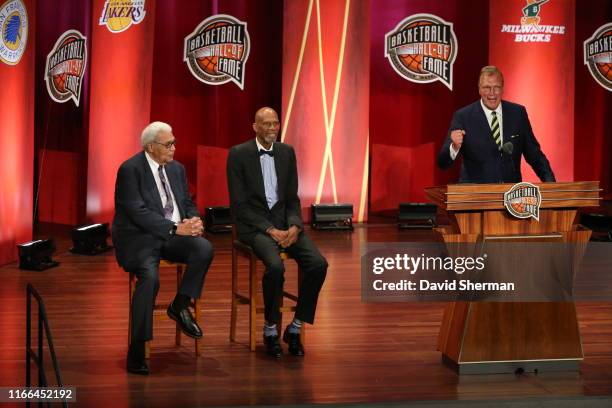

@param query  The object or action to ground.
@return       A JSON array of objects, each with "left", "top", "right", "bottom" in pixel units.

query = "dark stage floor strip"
[{"left": 0, "top": 225, "right": 611, "bottom": 407}]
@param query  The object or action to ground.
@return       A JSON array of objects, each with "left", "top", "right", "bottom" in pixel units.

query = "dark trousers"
[
  {"left": 247, "top": 232, "right": 327, "bottom": 325},
  {"left": 130, "top": 235, "right": 214, "bottom": 342}
]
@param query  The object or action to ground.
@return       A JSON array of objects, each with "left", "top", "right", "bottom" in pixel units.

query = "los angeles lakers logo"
[
  {"left": 99, "top": 0, "right": 146, "bottom": 34},
  {"left": 504, "top": 182, "right": 541, "bottom": 221},
  {"left": 0, "top": 0, "right": 28, "bottom": 65},
  {"left": 44, "top": 30, "right": 87, "bottom": 107},
  {"left": 184, "top": 14, "right": 250, "bottom": 90},
  {"left": 385, "top": 14, "right": 457, "bottom": 90},
  {"left": 583, "top": 23, "right": 612, "bottom": 92}
]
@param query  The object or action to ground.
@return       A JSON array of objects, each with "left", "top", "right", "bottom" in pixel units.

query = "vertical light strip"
[
  {"left": 281, "top": 0, "right": 314, "bottom": 142},
  {"left": 314, "top": 0, "right": 350, "bottom": 203},
  {"left": 358, "top": 134, "right": 369, "bottom": 222}
]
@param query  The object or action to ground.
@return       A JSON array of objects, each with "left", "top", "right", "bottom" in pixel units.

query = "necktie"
[
  {"left": 259, "top": 150, "right": 274, "bottom": 157},
  {"left": 158, "top": 166, "right": 174, "bottom": 220},
  {"left": 491, "top": 111, "right": 501, "bottom": 150}
]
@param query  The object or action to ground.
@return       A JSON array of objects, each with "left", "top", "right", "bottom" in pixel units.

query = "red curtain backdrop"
[
  {"left": 86, "top": 0, "right": 157, "bottom": 223},
  {"left": 369, "top": 0, "right": 489, "bottom": 210},
  {"left": 0, "top": 0, "right": 36, "bottom": 264},
  {"left": 150, "top": 0, "right": 283, "bottom": 193},
  {"left": 34, "top": 0, "right": 91, "bottom": 225},
  {"left": 282, "top": 0, "right": 371, "bottom": 221},
  {"left": 574, "top": 0, "right": 612, "bottom": 198},
  {"left": 489, "top": 0, "right": 575, "bottom": 183}
]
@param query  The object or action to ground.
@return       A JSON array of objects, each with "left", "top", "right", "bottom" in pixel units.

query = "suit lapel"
[
  {"left": 501, "top": 101, "right": 510, "bottom": 145},
  {"left": 248, "top": 140, "right": 268, "bottom": 203},
  {"left": 273, "top": 143, "right": 286, "bottom": 199},
  {"left": 139, "top": 152, "right": 164, "bottom": 214}
]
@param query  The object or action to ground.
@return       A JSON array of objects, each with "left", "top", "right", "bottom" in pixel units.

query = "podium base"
[{"left": 442, "top": 355, "right": 581, "bottom": 375}]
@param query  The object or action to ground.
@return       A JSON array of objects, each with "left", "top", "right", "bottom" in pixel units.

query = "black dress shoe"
[
  {"left": 167, "top": 303, "right": 202, "bottom": 339},
  {"left": 283, "top": 327, "right": 305, "bottom": 356},
  {"left": 126, "top": 350, "right": 149, "bottom": 375},
  {"left": 263, "top": 335, "right": 283, "bottom": 359}
]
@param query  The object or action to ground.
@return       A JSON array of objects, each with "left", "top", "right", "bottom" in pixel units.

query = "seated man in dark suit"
[
  {"left": 437, "top": 65, "right": 556, "bottom": 183},
  {"left": 112, "top": 121, "right": 214, "bottom": 375},
  {"left": 226, "top": 107, "right": 328, "bottom": 358}
]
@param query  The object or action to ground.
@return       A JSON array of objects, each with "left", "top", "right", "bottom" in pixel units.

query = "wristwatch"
[{"left": 169, "top": 223, "right": 178, "bottom": 236}]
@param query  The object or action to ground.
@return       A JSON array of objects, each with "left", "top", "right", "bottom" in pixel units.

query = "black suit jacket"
[
  {"left": 437, "top": 100, "right": 556, "bottom": 183},
  {"left": 112, "top": 151, "right": 199, "bottom": 270},
  {"left": 226, "top": 139, "right": 303, "bottom": 243}
]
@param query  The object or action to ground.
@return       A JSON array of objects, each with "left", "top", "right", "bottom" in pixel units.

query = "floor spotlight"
[
  {"left": 18, "top": 239, "right": 60, "bottom": 271},
  {"left": 70, "top": 223, "right": 113, "bottom": 255}
]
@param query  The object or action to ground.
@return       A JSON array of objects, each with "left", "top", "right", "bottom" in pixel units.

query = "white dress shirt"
[{"left": 144, "top": 152, "right": 181, "bottom": 223}]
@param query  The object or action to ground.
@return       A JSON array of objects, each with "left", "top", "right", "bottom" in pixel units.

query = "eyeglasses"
[
  {"left": 480, "top": 85, "right": 503, "bottom": 94},
  {"left": 152, "top": 139, "right": 176, "bottom": 149}
]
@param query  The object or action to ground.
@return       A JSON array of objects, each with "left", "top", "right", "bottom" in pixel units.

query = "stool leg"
[
  {"left": 128, "top": 274, "right": 134, "bottom": 347},
  {"left": 298, "top": 266, "right": 305, "bottom": 344},
  {"left": 249, "top": 254, "right": 257, "bottom": 352},
  {"left": 145, "top": 342, "right": 150, "bottom": 359},
  {"left": 175, "top": 265, "right": 182, "bottom": 347},
  {"left": 230, "top": 247, "right": 238, "bottom": 342},
  {"left": 194, "top": 298, "right": 202, "bottom": 356}
]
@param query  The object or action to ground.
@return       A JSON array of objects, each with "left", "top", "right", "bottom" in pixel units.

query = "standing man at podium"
[{"left": 437, "top": 65, "right": 556, "bottom": 183}]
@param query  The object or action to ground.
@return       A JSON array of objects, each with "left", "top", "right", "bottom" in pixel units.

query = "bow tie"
[{"left": 259, "top": 150, "right": 274, "bottom": 157}]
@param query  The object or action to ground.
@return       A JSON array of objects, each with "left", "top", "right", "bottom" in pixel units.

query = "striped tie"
[
  {"left": 158, "top": 166, "right": 174, "bottom": 220},
  {"left": 490, "top": 111, "right": 501, "bottom": 150}
]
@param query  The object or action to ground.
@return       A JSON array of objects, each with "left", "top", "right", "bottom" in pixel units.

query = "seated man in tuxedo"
[
  {"left": 437, "top": 65, "right": 556, "bottom": 183},
  {"left": 112, "top": 121, "right": 214, "bottom": 375},
  {"left": 226, "top": 107, "right": 328, "bottom": 358}
]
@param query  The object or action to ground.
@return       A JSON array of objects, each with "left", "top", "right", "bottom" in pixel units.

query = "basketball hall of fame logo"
[
  {"left": 0, "top": 0, "right": 27, "bottom": 65},
  {"left": 504, "top": 182, "right": 541, "bottom": 221},
  {"left": 184, "top": 14, "right": 250, "bottom": 90},
  {"left": 584, "top": 23, "right": 612, "bottom": 92},
  {"left": 385, "top": 14, "right": 457, "bottom": 90},
  {"left": 44, "top": 30, "right": 87, "bottom": 107},
  {"left": 99, "top": 0, "right": 146, "bottom": 34}
]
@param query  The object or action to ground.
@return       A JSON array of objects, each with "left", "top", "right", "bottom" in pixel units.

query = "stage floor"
[{"left": 1, "top": 225, "right": 611, "bottom": 407}]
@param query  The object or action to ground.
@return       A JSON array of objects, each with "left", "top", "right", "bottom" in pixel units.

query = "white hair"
[{"left": 141, "top": 121, "right": 172, "bottom": 148}]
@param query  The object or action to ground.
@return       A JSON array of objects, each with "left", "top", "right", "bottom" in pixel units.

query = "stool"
[
  {"left": 128, "top": 260, "right": 202, "bottom": 357},
  {"left": 230, "top": 232, "right": 305, "bottom": 351}
]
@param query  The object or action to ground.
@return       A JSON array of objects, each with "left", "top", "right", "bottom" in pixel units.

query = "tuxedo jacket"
[
  {"left": 112, "top": 151, "right": 199, "bottom": 271},
  {"left": 226, "top": 139, "right": 303, "bottom": 243},
  {"left": 437, "top": 100, "right": 556, "bottom": 183}
]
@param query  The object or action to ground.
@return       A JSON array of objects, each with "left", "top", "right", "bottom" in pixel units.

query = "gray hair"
[{"left": 141, "top": 121, "right": 172, "bottom": 148}]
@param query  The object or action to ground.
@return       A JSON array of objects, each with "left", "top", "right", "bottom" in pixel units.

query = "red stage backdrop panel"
[
  {"left": 86, "top": 0, "right": 156, "bottom": 223},
  {"left": 574, "top": 0, "right": 612, "bottom": 198},
  {"left": 37, "top": 150, "right": 78, "bottom": 225},
  {"left": 0, "top": 0, "right": 35, "bottom": 265},
  {"left": 369, "top": 0, "right": 489, "bottom": 202},
  {"left": 282, "top": 0, "right": 371, "bottom": 221},
  {"left": 370, "top": 143, "right": 434, "bottom": 212},
  {"left": 489, "top": 0, "right": 575, "bottom": 182},
  {"left": 196, "top": 146, "right": 229, "bottom": 211}
]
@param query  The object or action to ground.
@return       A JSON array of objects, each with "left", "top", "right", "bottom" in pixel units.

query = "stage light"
[
  {"left": 204, "top": 206, "right": 232, "bottom": 233},
  {"left": 70, "top": 223, "right": 112, "bottom": 255},
  {"left": 17, "top": 239, "right": 60, "bottom": 271},
  {"left": 311, "top": 204, "right": 354, "bottom": 231},
  {"left": 398, "top": 203, "right": 437, "bottom": 229}
]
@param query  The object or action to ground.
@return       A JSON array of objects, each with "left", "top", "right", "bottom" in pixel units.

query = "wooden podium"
[{"left": 425, "top": 181, "right": 601, "bottom": 374}]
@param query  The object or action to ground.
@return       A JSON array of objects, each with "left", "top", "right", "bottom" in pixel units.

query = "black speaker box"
[
  {"left": 311, "top": 203, "right": 354, "bottom": 231},
  {"left": 398, "top": 203, "right": 437, "bottom": 229},
  {"left": 204, "top": 206, "right": 232, "bottom": 233}
]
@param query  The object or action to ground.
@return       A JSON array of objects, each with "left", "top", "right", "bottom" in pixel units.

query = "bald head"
[{"left": 253, "top": 107, "right": 280, "bottom": 149}]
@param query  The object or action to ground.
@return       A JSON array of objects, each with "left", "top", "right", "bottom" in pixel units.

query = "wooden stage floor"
[{"left": 1, "top": 225, "right": 611, "bottom": 407}]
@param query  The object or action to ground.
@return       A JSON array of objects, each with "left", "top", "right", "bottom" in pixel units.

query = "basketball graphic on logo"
[
  {"left": 584, "top": 24, "right": 612, "bottom": 91},
  {"left": 196, "top": 21, "right": 228, "bottom": 76},
  {"left": 53, "top": 72, "right": 67, "bottom": 92}
]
